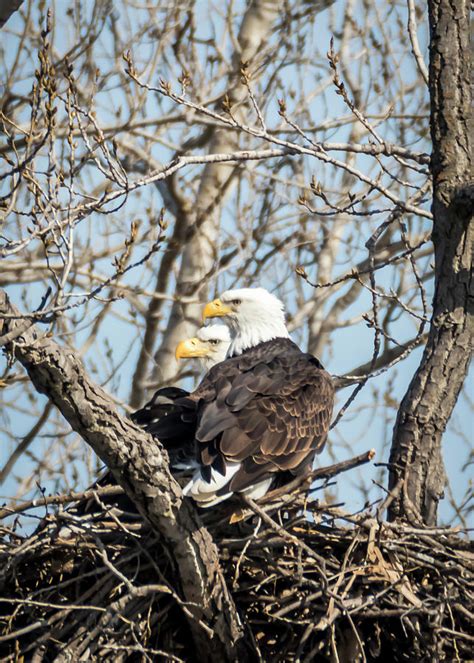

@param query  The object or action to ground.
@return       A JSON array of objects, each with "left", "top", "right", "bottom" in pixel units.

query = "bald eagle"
[
  {"left": 175, "top": 324, "right": 230, "bottom": 369},
  {"left": 178, "top": 288, "right": 335, "bottom": 507},
  {"left": 132, "top": 324, "right": 230, "bottom": 469},
  {"left": 77, "top": 325, "right": 229, "bottom": 515}
]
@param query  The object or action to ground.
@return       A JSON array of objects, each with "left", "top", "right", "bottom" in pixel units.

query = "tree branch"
[
  {"left": 0, "top": 400, "right": 53, "bottom": 485},
  {"left": 388, "top": 0, "right": 472, "bottom": 525},
  {"left": 0, "top": 288, "right": 245, "bottom": 661},
  {"left": 151, "top": 0, "right": 286, "bottom": 386}
]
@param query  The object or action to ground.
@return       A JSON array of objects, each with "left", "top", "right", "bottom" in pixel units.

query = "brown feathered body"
[
  {"left": 131, "top": 386, "right": 197, "bottom": 468},
  {"left": 88, "top": 337, "right": 334, "bottom": 508},
  {"left": 179, "top": 337, "right": 334, "bottom": 501}
]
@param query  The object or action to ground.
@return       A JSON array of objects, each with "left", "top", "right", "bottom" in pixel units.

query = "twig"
[{"left": 0, "top": 484, "right": 124, "bottom": 520}]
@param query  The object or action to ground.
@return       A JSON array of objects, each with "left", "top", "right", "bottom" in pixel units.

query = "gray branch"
[{"left": 0, "top": 288, "right": 245, "bottom": 661}]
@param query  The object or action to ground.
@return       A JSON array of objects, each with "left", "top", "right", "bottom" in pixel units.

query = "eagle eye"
[
  {"left": 209, "top": 339, "right": 219, "bottom": 345},
  {"left": 231, "top": 299, "right": 241, "bottom": 305}
]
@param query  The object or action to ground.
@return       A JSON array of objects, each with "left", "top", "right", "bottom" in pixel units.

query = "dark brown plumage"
[
  {"left": 131, "top": 386, "right": 198, "bottom": 468},
  {"left": 180, "top": 337, "right": 334, "bottom": 498}
]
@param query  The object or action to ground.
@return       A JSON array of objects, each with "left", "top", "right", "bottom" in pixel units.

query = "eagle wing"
[
  {"left": 131, "top": 386, "right": 198, "bottom": 469},
  {"left": 131, "top": 386, "right": 190, "bottom": 430},
  {"left": 192, "top": 345, "right": 334, "bottom": 494}
]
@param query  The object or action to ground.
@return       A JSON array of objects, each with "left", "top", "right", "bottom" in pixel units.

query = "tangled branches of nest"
[{"left": 0, "top": 455, "right": 472, "bottom": 662}]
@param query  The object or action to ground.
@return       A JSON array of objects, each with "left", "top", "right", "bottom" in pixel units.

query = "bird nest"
[{"left": 0, "top": 459, "right": 472, "bottom": 662}]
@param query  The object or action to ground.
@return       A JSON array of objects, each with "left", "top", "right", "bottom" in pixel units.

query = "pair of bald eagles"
[{"left": 132, "top": 288, "right": 335, "bottom": 507}]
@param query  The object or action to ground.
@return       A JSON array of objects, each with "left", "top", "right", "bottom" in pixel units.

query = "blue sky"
[{"left": 1, "top": 1, "right": 471, "bottom": 530}]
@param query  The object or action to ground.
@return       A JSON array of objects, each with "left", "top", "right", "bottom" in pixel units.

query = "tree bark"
[
  {"left": 150, "top": 0, "right": 284, "bottom": 387},
  {"left": 388, "top": 0, "right": 472, "bottom": 525},
  {"left": 0, "top": 289, "right": 245, "bottom": 662}
]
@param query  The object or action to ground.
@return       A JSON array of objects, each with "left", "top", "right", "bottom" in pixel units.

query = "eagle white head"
[
  {"left": 175, "top": 324, "right": 230, "bottom": 370},
  {"left": 203, "top": 287, "right": 290, "bottom": 356}
]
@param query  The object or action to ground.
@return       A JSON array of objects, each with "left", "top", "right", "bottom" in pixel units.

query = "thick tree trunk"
[
  {"left": 388, "top": 0, "right": 472, "bottom": 525},
  {"left": 149, "top": 0, "right": 283, "bottom": 388},
  {"left": 0, "top": 289, "right": 245, "bottom": 662}
]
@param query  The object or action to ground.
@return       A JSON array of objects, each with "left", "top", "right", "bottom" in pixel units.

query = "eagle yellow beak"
[
  {"left": 175, "top": 337, "right": 210, "bottom": 360},
  {"left": 202, "top": 298, "right": 233, "bottom": 322}
]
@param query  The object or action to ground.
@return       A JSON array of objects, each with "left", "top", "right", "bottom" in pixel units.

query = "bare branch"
[{"left": 0, "top": 288, "right": 245, "bottom": 661}]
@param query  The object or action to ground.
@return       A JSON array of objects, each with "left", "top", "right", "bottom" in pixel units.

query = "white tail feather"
[
  {"left": 242, "top": 478, "right": 273, "bottom": 501},
  {"left": 183, "top": 462, "right": 241, "bottom": 498},
  {"left": 183, "top": 464, "right": 273, "bottom": 508}
]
